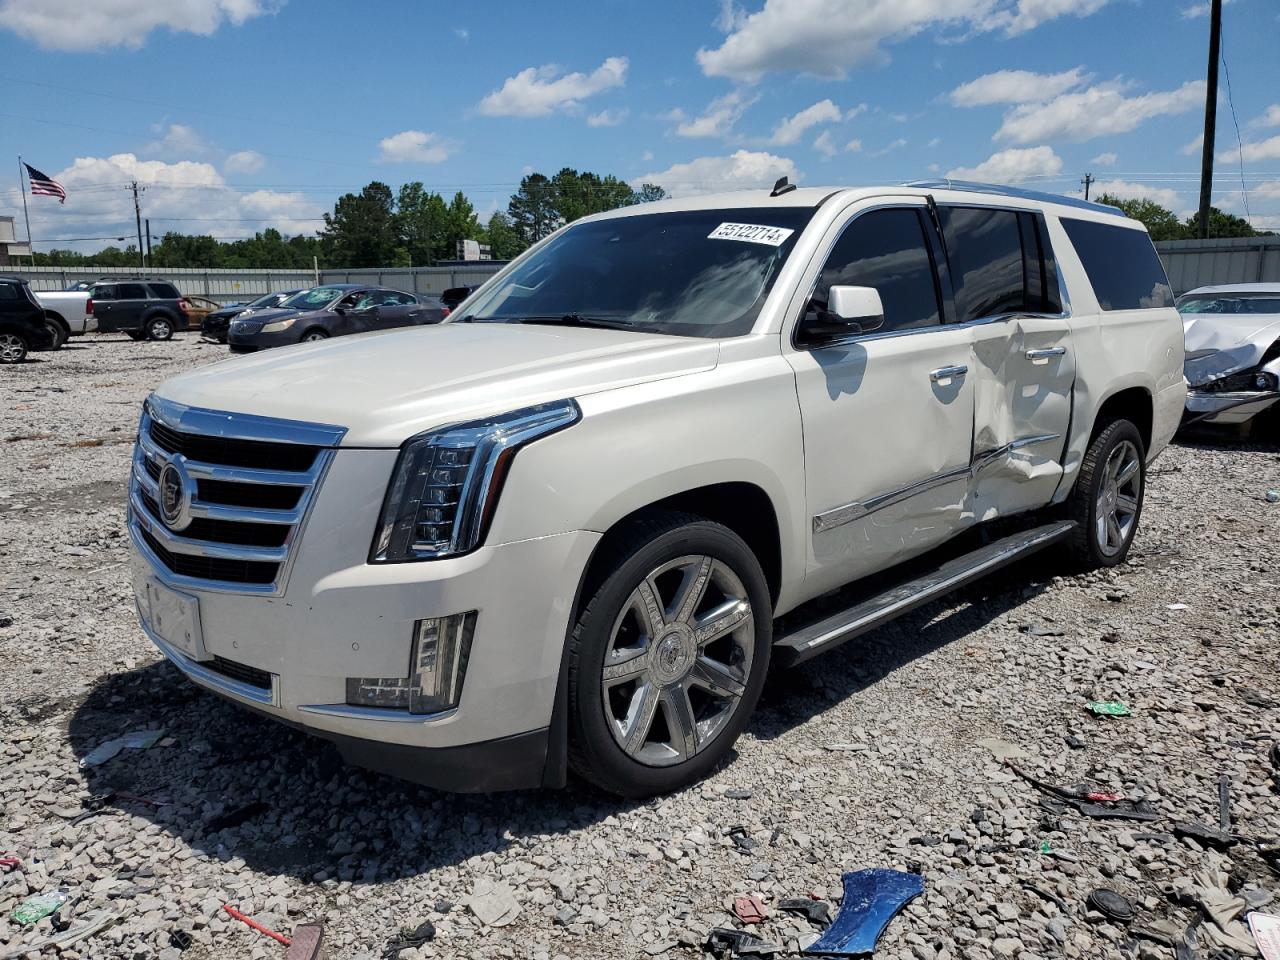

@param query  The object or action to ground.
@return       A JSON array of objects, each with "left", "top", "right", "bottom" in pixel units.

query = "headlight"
[
  {"left": 370, "top": 399, "right": 581, "bottom": 562},
  {"left": 260, "top": 317, "right": 296, "bottom": 333}
]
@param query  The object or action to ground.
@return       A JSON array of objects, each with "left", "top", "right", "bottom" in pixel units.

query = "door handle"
[
  {"left": 1026, "top": 346, "right": 1067, "bottom": 362},
  {"left": 929, "top": 364, "right": 968, "bottom": 383}
]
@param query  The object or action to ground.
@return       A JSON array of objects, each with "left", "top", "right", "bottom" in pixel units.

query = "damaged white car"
[{"left": 1179, "top": 283, "right": 1280, "bottom": 426}]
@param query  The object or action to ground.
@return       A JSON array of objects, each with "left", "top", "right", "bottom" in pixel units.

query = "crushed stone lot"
[{"left": 2, "top": 333, "right": 1279, "bottom": 960}]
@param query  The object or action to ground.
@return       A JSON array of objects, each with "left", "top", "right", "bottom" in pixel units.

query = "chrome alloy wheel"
[
  {"left": 1095, "top": 439, "right": 1141, "bottom": 557},
  {"left": 601, "top": 555, "right": 754, "bottom": 767},
  {"left": 0, "top": 333, "right": 26, "bottom": 363}
]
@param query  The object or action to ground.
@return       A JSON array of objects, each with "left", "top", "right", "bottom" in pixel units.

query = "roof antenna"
[{"left": 770, "top": 176, "right": 797, "bottom": 197}]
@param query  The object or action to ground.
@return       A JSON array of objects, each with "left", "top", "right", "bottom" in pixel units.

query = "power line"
[{"left": 1218, "top": 22, "right": 1251, "bottom": 223}]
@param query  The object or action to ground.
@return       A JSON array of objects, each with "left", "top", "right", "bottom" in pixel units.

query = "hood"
[
  {"left": 234, "top": 306, "right": 305, "bottom": 325},
  {"left": 207, "top": 307, "right": 244, "bottom": 322},
  {"left": 155, "top": 323, "right": 719, "bottom": 446},
  {"left": 1182, "top": 312, "right": 1280, "bottom": 385}
]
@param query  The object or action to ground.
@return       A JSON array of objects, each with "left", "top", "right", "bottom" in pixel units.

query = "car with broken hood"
[
  {"left": 128, "top": 180, "right": 1184, "bottom": 797},
  {"left": 1178, "top": 283, "right": 1280, "bottom": 426},
  {"left": 200, "top": 290, "right": 304, "bottom": 344}
]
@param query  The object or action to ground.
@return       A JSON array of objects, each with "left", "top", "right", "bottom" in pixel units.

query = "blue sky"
[{"left": 1, "top": 0, "right": 1277, "bottom": 251}]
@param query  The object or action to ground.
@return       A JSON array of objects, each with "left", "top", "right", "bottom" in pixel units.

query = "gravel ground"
[{"left": 1, "top": 334, "right": 1278, "bottom": 960}]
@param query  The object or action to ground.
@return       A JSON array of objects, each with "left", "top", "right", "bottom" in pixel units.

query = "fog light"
[
  {"left": 1256, "top": 372, "right": 1276, "bottom": 391},
  {"left": 345, "top": 611, "right": 476, "bottom": 714}
]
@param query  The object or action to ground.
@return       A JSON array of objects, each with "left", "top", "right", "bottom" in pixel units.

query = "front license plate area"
[{"left": 143, "top": 579, "right": 209, "bottom": 661}]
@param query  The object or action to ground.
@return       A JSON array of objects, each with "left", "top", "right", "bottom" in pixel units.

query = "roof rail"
[{"left": 903, "top": 180, "right": 1126, "bottom": 217}]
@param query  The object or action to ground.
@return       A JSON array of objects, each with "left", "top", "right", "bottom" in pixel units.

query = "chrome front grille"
[{"left": 128, "top": 395, "right": 346, "bottom": 595}]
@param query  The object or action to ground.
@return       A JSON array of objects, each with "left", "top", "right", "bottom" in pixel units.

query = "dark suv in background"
[
  {"left": 0, "top": 277, "right": 57, "bottom": 363},
  {"left": 90, "top": 279, "right": 191, "bottom": 341}
]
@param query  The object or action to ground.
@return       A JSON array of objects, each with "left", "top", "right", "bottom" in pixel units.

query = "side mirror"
[{"left": 827, "top": 286, "right": 885, "bottom": 333}]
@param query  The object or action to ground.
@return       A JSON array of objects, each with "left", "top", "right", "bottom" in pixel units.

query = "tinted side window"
[
  {"left": 937, "top": 207, "right": 1027, "bottom": 322},
  {"left": 117, "top": 283, "right": 148, "bottom": 300},
  {"left": 147, "top": 282, "right": 181, "bottom": 299},
  {"left": 389, "top": 292, "right": 416, "bottom": 305},
  {"left": 1060, "top": 218, "right": 1173, "bottom": 310},
  {"left": 806, "top": 207, "right": 941, "bottom": 335},
  {"left": 91, "top": 285, "right": 115, "bottom": 300},
  {"left": 0, "top": 284, "right": 20, "bottom": 301}
]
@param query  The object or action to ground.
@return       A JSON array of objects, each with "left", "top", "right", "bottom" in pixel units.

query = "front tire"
[
  {"left": 301, "top": 329, "right": 328, "bottom": 342},
  {"left": 1066, "top": 419, "right": 1145, "bottom": 569},
  {"left": 0, "top": 332, "right": 29, "bottom": 364},
  {"left": 567, "top": 512, "right": 771, "bottom": 797}
]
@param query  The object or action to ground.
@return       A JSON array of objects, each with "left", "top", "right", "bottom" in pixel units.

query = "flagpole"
[{"left": 17, "top": 156, "right": 35, "bottom": 267}]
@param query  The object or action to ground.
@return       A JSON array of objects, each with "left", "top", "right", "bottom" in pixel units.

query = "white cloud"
[
  {"left": 927, "top": 137, "right": 942, "bottom": 148},
  {"left": 1090, "top": 179, "right": 1184, "bottom": 213},
  {"left": 1090, "top": 151, "right": 1117, "bottom": 167},
  {"left": 770, "top": 99, "right": 843, "bottom": 145},
  {"left": 1222, "top": 135, "right": 1280, "bottom": 164},
  {"left": 1181, "top": 133, "right": 1204, "bottom": 156},
  {"left": 587, "top": 108, "right": 628, "bottom": 127},
  {"left": 8, "top": 153, "right": 323, "bottom": 249},
  {"left": 946, "top": 145, "right": 1062, "bottom": 181},
  {"left": 948, "top": 67, "right": 1088, "bottom": 107},
  {"left": 633, "top": 149, "right": 799, "bottom": 197},
  {"left": 453, "top": 26, "right": 469, "bottom": 40},
  {"left": 1181, "top": 0, "right": 1234, "bottom": 17},
  {"left": 477, "top": 57, "right": 628, "bottom": 117},
  {"left": 695, "top": 0, "right": 1110, "bottom": 81},
  {"left": 0, "top": 0, "right": 278, "bottom": 50},
  {"left": 674, "top": 91, "right": 757, "bottom": 138},
  {"left": 1251, "top": 104, "right": 1280, "bottom": 129},
  {"left": 223, "top": 150, "right": 264, "bottom": 174},
  {"left": 995, "top": 80, "right": 1205, "bottom": 144},
  {"left": 869, "top": 138, "right": 907, "bottom": 158},
  {"left": 377, "top": 130, "right": 453, "bottom": 164},
  {"left": 813, "top": 130, "right": 837, "bottom": 158},
  {"left": 845, "top": 138, "right": 863, "bottom": 153},
  {"left": 999, "top": 0, "right": 1109, "bottom": 35},
  {"left": 144, "top": 123, "right": 212, "bottom": 158}
]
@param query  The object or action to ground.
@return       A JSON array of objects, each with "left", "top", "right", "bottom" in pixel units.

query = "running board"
[{"left": 773, "top": 520, "right": 1075, "bottom": 667}]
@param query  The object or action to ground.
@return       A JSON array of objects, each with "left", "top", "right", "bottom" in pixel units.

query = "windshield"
[
  {"left": 458, "top": 207, "right": 816, "bottom": 338},
  {"left": 281, "top": 287, "right": 346, "bottom": 311},
  {"left": 1177, "top": 294, "right": 1280, "bottom": 315}
]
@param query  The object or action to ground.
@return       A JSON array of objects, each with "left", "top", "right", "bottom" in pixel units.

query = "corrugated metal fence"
[
  {"left": 1154, "top": 237, "right": 1280, "bottom": 294},
  {"left": 3, "top": 264, "right": 507, "bottom": 303},
  {"left": 6, "top": 238, "right": 1279, "bottom": 301}
]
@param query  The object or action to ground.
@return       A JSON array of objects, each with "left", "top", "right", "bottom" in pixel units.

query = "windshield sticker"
[{"left": 708, "top": 222, "right": 795, "bottom": 246}]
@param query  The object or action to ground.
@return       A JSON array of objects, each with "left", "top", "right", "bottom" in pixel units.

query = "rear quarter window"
[
  {"left": 147, "top": 283, "right": 181, "bottom": 299},
  {"left": 1060, "top": 218, "right": 1173, "bottom": 311}
]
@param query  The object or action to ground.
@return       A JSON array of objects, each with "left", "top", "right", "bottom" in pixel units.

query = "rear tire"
[
  {"left": 44, "top": 319, "right": 68, "bottom": 349},
  {"left": 0, "top": 332, "right": 29, "bottom": 364},
  {"left": 1065, "top": 419, "right": 1145, "bottom": 569},
  {"left": 566, "top": 511, "right": 771, "bottom": 798},
  {"left": 146, "top": 316, "right": 174, "bottom": 341}
]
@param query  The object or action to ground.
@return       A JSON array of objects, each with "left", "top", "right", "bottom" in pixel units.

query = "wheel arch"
[
  {"left": 43, "top": 310, "right": 70, "bottom": 336},
  {"left": 1089, "top": 384, "right": 1153, "bottom": 453}
]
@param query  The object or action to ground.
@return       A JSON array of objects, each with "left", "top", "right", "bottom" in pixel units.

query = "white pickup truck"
[
  {"left": 33, "top": 288, "right": 96, "bottom": 347},
  {"left": 128, "top": 181, "right": 1185, "bottom": 797}
]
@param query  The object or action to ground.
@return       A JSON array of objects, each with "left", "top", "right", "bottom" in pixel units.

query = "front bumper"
[
  {"left": 1185, "top": 388, "right": 1280, "bottom": 425},
  {"left": 227, "top": 326, "right": 304, "bottom": 352},
  {"left": 128, "top": 446, "right": 600, "bottom": 791}
]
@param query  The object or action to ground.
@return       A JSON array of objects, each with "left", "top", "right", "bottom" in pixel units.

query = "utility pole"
[
  {"left": 1081, "top": 172, "right": 1094, "bottom": 201},
  {"left": 130, "top": 182, "right": 145, "bottom": 270},
  {"left": 145, "top": 219, "right": 152, "bottom": 268},
  {"left": 1197, "top": 0, "right": 1222, "bottom": 239}
]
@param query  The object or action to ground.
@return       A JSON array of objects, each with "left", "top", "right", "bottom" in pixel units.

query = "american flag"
[{"left": 24, "top": 163, "right": 66, "bottom": 204}]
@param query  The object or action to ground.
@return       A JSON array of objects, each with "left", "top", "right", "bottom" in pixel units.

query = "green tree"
[
  {"left": 629, "top": 183, "right": 667, "bottom": 205},
  {"left": 482, "top": 211, "right": 525, "bottom": 260},
  {"left": 1095, "top": 194, "right": 1187, "bottom": 241},
  {"left": 1183, "top": 206, "right": 1260, "bottom": 238},
  {"left": 549, "top": 168, "right": 634, "bottom": 224},
  {"left": 445, "top": 191, "right": 483, "bottom": 255},
  {"left": 395, "top": 182, "right": 449, "bottom": 265},
  {"left": 508, "top": 173, "right": 558, "bottom": 246},
  {"left": 321, "top": 181, "right": 398, "bottom": 266}
]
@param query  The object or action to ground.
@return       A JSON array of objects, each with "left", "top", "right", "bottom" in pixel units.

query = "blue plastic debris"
[{"left": 802, "top": 869, "right": 924, "bottom": 956}]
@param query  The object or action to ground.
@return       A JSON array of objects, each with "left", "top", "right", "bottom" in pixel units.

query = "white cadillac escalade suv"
[{"left": 128, "top": 181, "right": 1185, "bottom": 797}]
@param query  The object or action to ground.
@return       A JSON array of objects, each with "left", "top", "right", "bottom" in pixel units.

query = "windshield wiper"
[{"left": 460, "top": 314, "right": 636, "bottom": 330}]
